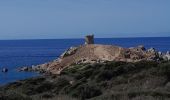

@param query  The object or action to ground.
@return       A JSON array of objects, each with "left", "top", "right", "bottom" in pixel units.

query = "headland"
[{"left": 1, "top": 35, "right": 170, "bottom": 100}]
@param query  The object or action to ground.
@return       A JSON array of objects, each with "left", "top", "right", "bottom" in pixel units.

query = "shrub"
[
  {"left": 134, "top": 61, "right": 158, "bottom": 70},
  {"left": 158, "top": 62, "right": 170, "bottom": 80},
  {"left": 75, "top": 68, "right": 94, "bottom": 80},
  {"left": 70, "top": 84, "right": 102, "bottom": 100},
  {"left": 35, "top": 82, "right": 54, "bottom": 93},
  {"left": 104, "top": 61, "right": 127, "bottom": 70},
  {"left": 0, "top": 90, "right": 31, "bottom": 100},
  {"left": 62, "top": 78, "right": 87, "bottom": 94},
  {"left": 53, "top": 77, "right": 70, "bottom": 94},
  {"left": 96, "top": 70, "right": 114, "bottom": 81}
]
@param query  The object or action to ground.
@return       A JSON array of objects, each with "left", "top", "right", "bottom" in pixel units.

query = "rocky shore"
[{"left": 18, "top": 44, "right": 170, "bottom": 74}]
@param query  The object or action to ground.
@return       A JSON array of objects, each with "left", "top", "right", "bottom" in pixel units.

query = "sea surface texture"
[{"left": 0, "top": 37, "right": 170, "bottom": 85}]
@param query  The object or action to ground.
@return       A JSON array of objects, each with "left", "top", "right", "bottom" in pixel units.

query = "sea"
[{"left": 0, "top": 37, "right": 170, "bottom": 85}]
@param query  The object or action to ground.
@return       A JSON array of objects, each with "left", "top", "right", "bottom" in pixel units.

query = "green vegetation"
[{"left": 1, "top": 61, "right": 170, "bottom": 100}]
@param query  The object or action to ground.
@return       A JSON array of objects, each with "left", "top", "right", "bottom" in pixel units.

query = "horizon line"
[{"left": 0, "top": 36, "right": 170, "bottom": 41}]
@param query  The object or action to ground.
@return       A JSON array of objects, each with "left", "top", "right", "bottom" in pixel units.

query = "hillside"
[{"left": 1, "top": 61, "right": 170, "bottom": 100}]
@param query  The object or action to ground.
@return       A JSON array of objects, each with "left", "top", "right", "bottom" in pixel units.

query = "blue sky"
[{"left": 0, "top": 0, "right": 170, "bottom": 39}]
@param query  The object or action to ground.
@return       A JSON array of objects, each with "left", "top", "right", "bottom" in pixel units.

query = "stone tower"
[{"left": 85, "top": 34, "right": 94, "bottom": 44}]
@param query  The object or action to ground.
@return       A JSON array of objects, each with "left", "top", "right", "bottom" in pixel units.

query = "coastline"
[
  {"left": 18, "top": 44, "right": 170, "bottom": 75},
  {"left": 1, "top": 37, "right": 170, "bottom": 100}
]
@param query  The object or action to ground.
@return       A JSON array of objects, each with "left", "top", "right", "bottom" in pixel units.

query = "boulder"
[
  {"left": 60, "top": 46, "right": 78, "bottom": 58},
  {"left": 32, "top": 65, "right": 41, "bottom": 71},
  {"left": 137, "top": 45, "right": 146, "bottom": 51},
  {"left": 19, "top": 67, "right": 29, "bottom": 71},
  {"left": 165, "top": 55, "right": 170, "bottom": 61},
  {"left": 2, "top": 68, "right": 8, "bottom": 72},
  {"left": 163, "top": 56, "right": 168, "bottom": 61},
  {"left": 162, "top": 51, "right": 170, "bottom": 61},
  {"left": 158, "top": 51, "right": 163, "bottom": 58},
  {"left": 147, "top": 48, "right": 156, "bottom": 53}
]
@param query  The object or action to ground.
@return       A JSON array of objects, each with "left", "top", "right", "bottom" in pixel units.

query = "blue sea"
[{"left": 0, "top": 37, "right": 170, "bottom": 85}]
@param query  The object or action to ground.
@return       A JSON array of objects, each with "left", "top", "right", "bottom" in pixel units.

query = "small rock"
[
  {"left": 69, "top": 81, "right": 74, "bottom": 85},
  {"left": 2, "top": 68, "right": 8, "bottom": 72},
  {"left": 82, "top": 58, "right": 86, "bottom": 62},
  {"left": 162, "top": 56, "right": 168, "bottom": 61},
  {"left": 166, "top": 55, "right": 170, "bottom": 60},
  {"left": 158, "top": 51, "right": 163, "bottom": 57},
  {"left": 138, "top": 45, "right": 146, "bottom": 51},
  {"left": 158, "top": 51, "right": 162, "bottom": 55},
  {"left": 147, "top": 47, "right": 156, "bottom": 53},
  {"left": 31, "top": 66, "right": 38, "bottom": 71},
  {"left": 19, "top": 67, "right": 29, "bottom": 71}
]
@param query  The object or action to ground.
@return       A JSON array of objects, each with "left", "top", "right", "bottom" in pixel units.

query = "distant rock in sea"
[{"left": 2, "top": 68, "right": 8, "bottom": 73}]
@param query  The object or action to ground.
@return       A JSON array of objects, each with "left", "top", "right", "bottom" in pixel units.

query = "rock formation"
[
  {"left": 2, "top": 68, "right": 8, "bottom": 73},
  {"left": 60, "top": 46, "right": 78, "bottom": 58},
  {"left": 19, "top": 44, "right": 170, "bottom": 74},
  {"left": 162, "top": 51, "right": 170, "bottom": 60}
]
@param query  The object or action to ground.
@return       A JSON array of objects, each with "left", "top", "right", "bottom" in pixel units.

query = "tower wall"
[{"left": 85, "top": 35, "right": 94, "bottom": 44}]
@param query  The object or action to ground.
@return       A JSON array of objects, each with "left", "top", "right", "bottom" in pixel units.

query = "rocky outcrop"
[
  {"left": 2, "top": 68, "right": 8, "bottom": 73},
  {"left": 60, "top": 46, "right": 78, "bottom": 58},
  {"left": 137, "top": 45, "right": 146, "bottom": 51},
  {"left": 147, "top": 47, "right": 156, "bottom": 53},
  {"left": 18, "top": 65, "right": 46, "bottom": 74},
  {"left": 18, "top": 44, "right": 170, "bottom": 74},
  {"left": 162, "top": 51, "right": 170, "bottom": 61}
]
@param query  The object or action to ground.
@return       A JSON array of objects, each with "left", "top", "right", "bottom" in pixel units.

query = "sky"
[{"left": 0, "top": 0, "right": 170, "bottom": 39}]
